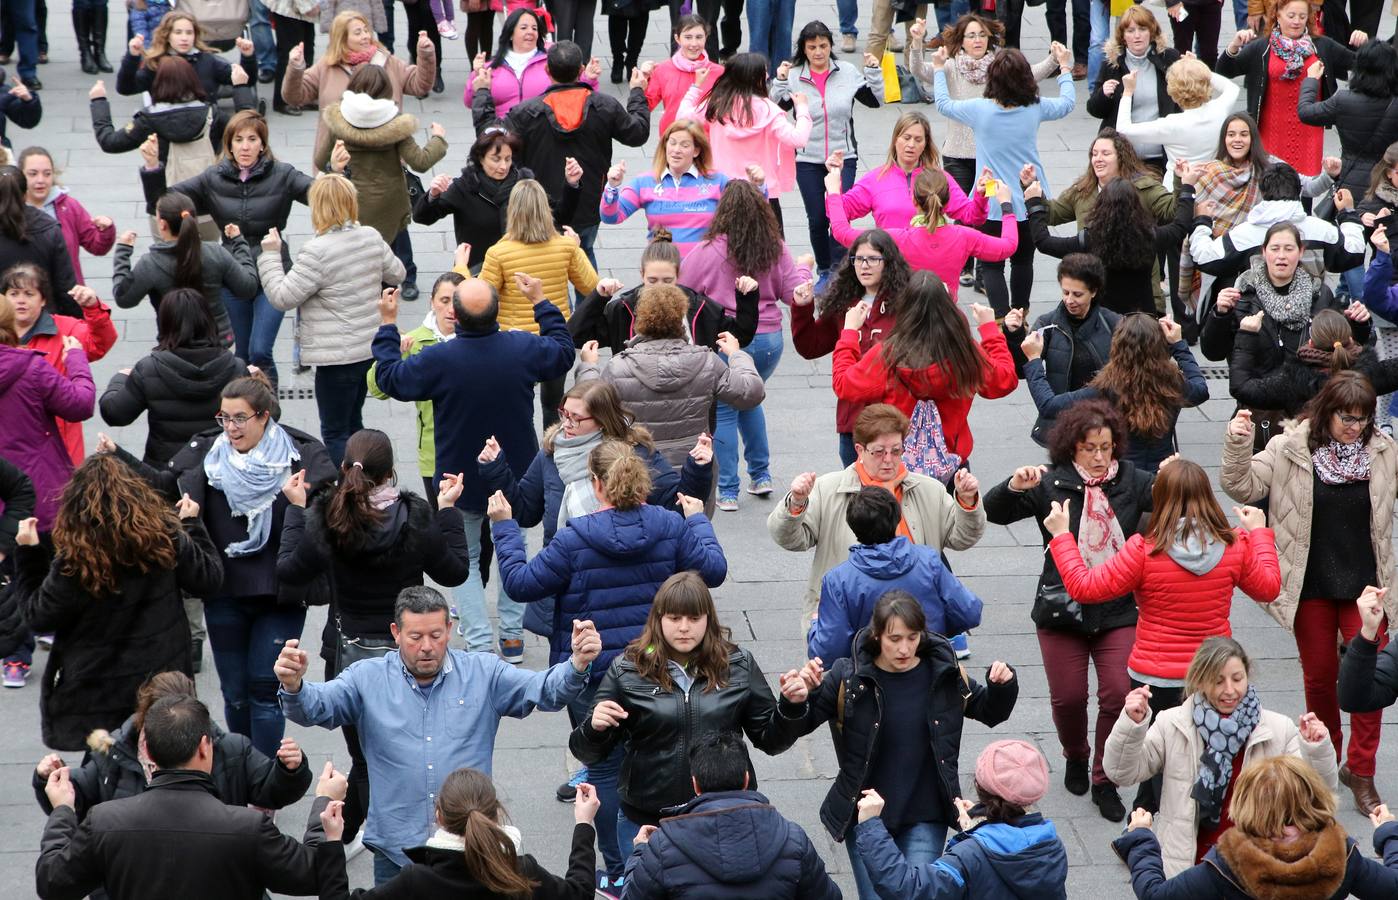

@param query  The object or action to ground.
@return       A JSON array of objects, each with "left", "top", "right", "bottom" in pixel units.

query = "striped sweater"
[{"left": 599, "top": 169, "right": 732, "bottom": 257}]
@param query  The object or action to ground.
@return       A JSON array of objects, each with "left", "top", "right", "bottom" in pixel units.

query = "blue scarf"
[{"left": 203, "top": 420, "right": 300, "bottom": 557}]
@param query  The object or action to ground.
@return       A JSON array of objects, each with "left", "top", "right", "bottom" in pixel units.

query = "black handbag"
[
  {"left": 1031, "top": 583, "right": 1084, "bottom": 628},
  {"left": 404, "top": 168, "right": 425, "bottom": 206},
  {"left": 333, "top": 611, "right": 397, "bottom": 672}
]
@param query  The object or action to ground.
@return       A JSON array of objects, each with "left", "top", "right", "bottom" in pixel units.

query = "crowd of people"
[{"left": 8, "top": 0, "right": 1398, "bottom": 896}]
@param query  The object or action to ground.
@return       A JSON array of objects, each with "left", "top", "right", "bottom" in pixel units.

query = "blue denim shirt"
[{"left": 278, "top": 648, "right": 588, "bottom": 866}]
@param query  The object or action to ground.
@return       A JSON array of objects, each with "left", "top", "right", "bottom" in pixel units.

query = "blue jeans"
[
  {"left": 315, "top": 359, "right": 372, "bottom": 467},
  {"left": 1, "top": 0, "right": 38, "bottom": 80},
  {"left": 1087, "top": 0, "right": 1108, "bottom": 89},
  {"left": 616, "top": 809, "right": 645, "bottom": 863},
  {"left": 933, "top": 0, "right": 971, "bottom": 30},
  {"left": 716, "top": 329, "right": 783, "bottom": 497},
  {"left": 838, "top": 432, "right": 856, "bottom": 468},
  {"left": 568, "top": 681, "right": 624, "bottom": 877},
  {"left": 390, "top": 228, "right": 417, "bottom": 287},
  {"left": 204, "top": 595, "right": 306, "bottom": 757},
  {"left": 247, "top": 0, "right": 277, "bottom": 73},
  {"left": 576, "top": 223, "right": 600, "bottom": 272},
  {"left": 371, "top": 850, "right": 401, "bottom": 885},
  {"left": 1340, "top": 265, "right": 1365, "bottom": 301},
  {"left": 454, "top": 509, "right": 524, "bottom": 649},
  {"left": 747, "top": 0, "right": 795, "bottom": 76},
  {"left": 796, "top": 158, "right": 857, "bottom": 274},
  {"left": 1231, "top": 0, "right": 1249, "bottom": 29},
  {"left": 847, "top": 820, "right": 948, "bottom": 900},
  {"left": 223, "top": 288, "right": 286, "bottom": 386},
  {"left": 837, "top": 0, "right": 858, "bottom": 35}
]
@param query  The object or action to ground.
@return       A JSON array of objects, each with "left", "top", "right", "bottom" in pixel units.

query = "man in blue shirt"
[{"left": 274, "top": 585, "right": 601, "bottom": 885}]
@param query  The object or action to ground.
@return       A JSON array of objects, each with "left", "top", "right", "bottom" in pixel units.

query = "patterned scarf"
[
  {"left": 1312, "top": 439, "right": 1372, "bottom": 485},
  {"left": 1268, "top": 27, "right": 1316, "bottom": 81},
  {"left": 1239, "top": 255, "right": 1314, "bottom": 329},
  {"left": 1195, "top": 162, "right": 1259, "bottom": 237},
  {"left": 1074, "top": 461, "right": 1125, "bottom": 568},
  {"left": 1191, "top": 686, "right": 1261, "bottom": 828},
  {"left": 203, "top": 419, "right": 300, "bottom": 557},
  {"left": 954, "top": 51, "right": 994, "bottom": 86}
]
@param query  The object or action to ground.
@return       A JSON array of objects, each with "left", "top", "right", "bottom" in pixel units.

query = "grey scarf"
[
  {"left": 1238, "top": 255, "right": 1314, "bottom": 330},
  {"left": 553, "top": 430, "right": 604, "bottom": 532}
]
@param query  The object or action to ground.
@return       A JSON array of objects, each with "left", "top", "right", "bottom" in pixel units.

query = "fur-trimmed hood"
[
  {"left": 1216, "top": 822, "right": 1350, "bottom": 900},
  {"left": 322, "top": 102, "right": 419, "bottom": 148}
]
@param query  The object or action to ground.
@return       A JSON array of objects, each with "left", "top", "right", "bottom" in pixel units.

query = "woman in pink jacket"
[
  {"left": 20, "top": 148, "right": 114, "bottom": 287},
  {"left": 644, "top": 13, "right": 724, "bottom": 134},
  {"left": 827, "top": 165, "right": 1018, "bottom": 301},
  {"left": 467, "top": 8, "right": 597, "bottom": 123},
  {"left": 676, "top": 52, "right": 811, "bottom": 229}
]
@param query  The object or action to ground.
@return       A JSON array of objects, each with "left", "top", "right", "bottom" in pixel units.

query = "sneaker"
[
  {"left": 747, "top": 478, "right": 774, "bottom": 497},
  {"left": 950, "top": 633, "right": 971, "bottom": 659},
  {"left": 814, "top": 269, "right": 832, "bottom": 294},
  {"left": 3, "top": 660, "right": 28, "bottom": 688},
  {"left": 557, "top": 767, "right": 588, "bottom": 802},
  {"left": 258, "top": 69, "right": 276, "bottom": 84},
  {"left": 717, "top": 495, "right": 739, "bottom": 512},
  {"left": 959, "top": 270, "right": 974, "bottom": 287},
  {"left": 437, "top": 19, "right": 459, "bottom": 39},
  {"left": 597, "top": 873, "right": 626, "bottom": 897},
  {"left": 841, "top": 33, "right": 857, "bottom": 53},
  {"left": 1064, "top": 758, "right": 1090, "bottom": 796},
  {"left": 499, "top": 638, "right": 524, "bottom": 664},
  {"left": 35, "top": 633, "right": 54, "bottom": 650},
  {"left": 343, "top": 834, "right": 366, "bottom": 860}
]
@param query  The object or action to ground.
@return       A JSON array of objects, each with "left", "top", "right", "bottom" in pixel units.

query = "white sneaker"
[
  {"left": 344, "top": 834, "right": 366, "bottom": 860},
  {"left": 437, "top": 20, "right": 459, "bottom": 39}
]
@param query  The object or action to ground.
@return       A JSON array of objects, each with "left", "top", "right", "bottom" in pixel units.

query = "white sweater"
[{"left": 1115, "top": 73, "right": 1242, "bottom": 173}]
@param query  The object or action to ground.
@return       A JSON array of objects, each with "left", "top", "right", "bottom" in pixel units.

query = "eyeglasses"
[
  {"left": 215, "top": 412, "right": 263, "bottom": 429},
  {"left": 1076, "top": 443, "right": 1114, "bottom": 458},
  {"left": 852, "top": 255, "right": 885, "bottom": 267},
  {"left": 557, "top": 408, "right": 595, "bottom": 426},
  {"left": 1337, "top": 413, "right": 1372, "bottom": 427},
  {"left": 863, "top": 445, "right": 904, "bottom": 459}
]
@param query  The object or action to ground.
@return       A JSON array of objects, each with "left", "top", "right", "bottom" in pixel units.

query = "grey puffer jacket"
[
  {"left": 577, "top": 337, "right": 765, "bottom": 469},
  {"left": 111, "top": 238, "right": 259, "bottom": 346},
  {"left": 257, "top": 223, "right": 405, "bottom": 367}
]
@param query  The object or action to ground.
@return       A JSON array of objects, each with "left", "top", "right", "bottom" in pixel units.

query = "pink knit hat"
[{"left": 974, "top": 740, "right": 1049, "bottom": 807}]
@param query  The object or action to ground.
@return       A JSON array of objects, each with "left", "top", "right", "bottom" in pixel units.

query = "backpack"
[{"left": 903, "top": 397, "right": 963, "bottom": 483}]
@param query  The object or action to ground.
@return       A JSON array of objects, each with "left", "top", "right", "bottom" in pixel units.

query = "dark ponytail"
[
  {"left": 157, "top": 192, "right": 203, "bottom": 293},
  {"left": 324, "top": 429, "right": 394, "bottom": 552},
  {"left": 436, "top": 769, "right": 535, "bottom": 898}
]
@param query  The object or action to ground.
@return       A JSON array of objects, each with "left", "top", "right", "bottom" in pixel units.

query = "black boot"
[
  {"left": 73, "top": 9, "right": 96, "bottom": 74},
  {"left": 608, "top": 16, "right": 627, "bottom": 83},
  {"left": 91, "top": 6, "right": 112, "bottom": 73},
  {"left": 624, "top": 17, "right": 647, "bottom": 84}
]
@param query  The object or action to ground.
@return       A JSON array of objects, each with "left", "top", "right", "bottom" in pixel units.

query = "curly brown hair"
[
  {"left": 941, "top": 13, "right": 1004, "bottom": 57},
  {"left": 701, "top": 179, "right": 782, "bottom": 276},
  {"left": 1045, "top": 398, "right": 1129, "bottom": 467},
  {"left": 1065, "top": 129, "right": 1154, "bottom": 205},
  {"left": 1088, "top": 313, "right": 1184, "bottom": 438},
  {"left": 52, "top": 454, "right": 182, "bottom": 597},
  {"left": 634, "top": 284, "right": 690, "bottom": 339}
]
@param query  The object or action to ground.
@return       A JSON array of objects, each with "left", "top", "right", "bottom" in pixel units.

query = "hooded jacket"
[
  {"left": 838, "top": 163, "right": 987, "bottom": 234},
  {"left": 315, "top": 99, "right": 447, "bottom": 242},
  {"left": 0, "top": 206, "right": 78, "bottom": 315},
  {"left": 1048, "top": 526, "right": 1280, "bottom": 681},
  {"left": 1114, "top": 820, "right": 1398, "bottom": 899},
  {"left": 492, "top": 82, "right": 651, "bottom": 230},
  {"left": 491, "top": 505, "right": 727, "bottom": 674},
  {"left": 855, "top": 812, "right": 1068, "bottom": 899},
  {"left": 676, "top": 85, "right": 811, "bottom": 195},
  {"left": 99, "top": 344, "right": 250, "bottom": 466},
  {"left": 576, "top": 337, "right": 766, "bottom": 470},
  {"left": 41, "top": 189, "right": 114, "bottom": 288},
  {"left": 1232, "top": 346, "right": 1398, "bottom": 418},
  {"left": 111, "top": 237, "right": 259, "bottom": 346},
  {"left": 781, "top": 629, "right": 1018, "bottom": 840},
  {"left": 20, "top": 304, "right": 116, "bottom": 464},
  {"left": 0, "top": 344, "right": 94, "bottom": 530},
  {"left": 792, "top": 294, "right": 900, "bottom": 436},
  {"left": 31, "top": 718, "right": 311, "bottom": 820},
  {"left": 1104, "top": 697, "right": 1339, "bottom": 878},
  {"left": 14, "top": 518, "right": 224, "bottom": 750},
  {"left": 570, "top": 650, "right": 804, "bottom": 822},
  {"left": 809, "top": 536, "right": 984, "bottom": 663},
  {"left": 567, "top": 283, "right": 759, "bottom": 355},
  {"left": 619, "top": 790, "right": 841, "bottom": 900},
  {"left": 411, "top": 162, "right": 534, "bottom": 270},
  {"left": 90, "top": 92, "right": 254, "bottom": 158},
  {"left": 770, "top": 60, "right": 883, "bottom": 166}
]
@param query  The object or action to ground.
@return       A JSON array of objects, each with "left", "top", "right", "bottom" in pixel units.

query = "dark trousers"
[
  {"left": 324, "top": 660, "right": 372, "bottom": 840},
  {"left": 768, "top": 197, "right": 784, "bottom": 237},
  {"left": 540, "top": 374, "right": 565, "bottom": 429},
  {"left": 547, "top": 0, "right": 598, "bottom": 56},
  {"left": 979, "top": 217, "right": 1035, "bottom": 317},
  {"left": 0, "top": 0, "right": 40, "bottom": 79},
  {"left": 1168, "top": 3, "right": 1221, "bottom": 69},
  {"left": 1038, "top": 626, "right": 1134, "bottom": 786},
  {"left": 998, "top": 0, "right": 1026, "bottom": 48},
  {"left": 271, "top": 13, "right": 315, "bottom": 110},
  {"left": 1348, "top": 0, "right": 1383, "bottom": 36},
  {"left": 1045, "top": 0, "right": 1090, "bottom": 62},
  {"left": 380, "top": 0, "right": 442, "bottom": 66},
  {"left": 1127, "top": 679, "right": 1185, "bottom": 813},
  {"left": 205, "top": 596, "right": 307, "bottom": 757},
  {"left": 608, "top": 12, "right": 647, "bottom": 68},
  {"left": 465, "top": 10, "right": 494, "bottom": 58},
  {"left": 390, "top": 228, "right": 418, "bottom": 285},
  {"left": 315, "top": 359, "right": 373, "bottom": 467},
  {"left": 944, "top": 156, "right": 979, "bottom": 276},
  {"left": 796, "top": 158, "right": 857, "bottom": 274},
  {"left": 424, "top": 476, "right": 493, "bottom": 585},
  {"left": 698, "top": 0, "right": 744, "bottom": 57}
]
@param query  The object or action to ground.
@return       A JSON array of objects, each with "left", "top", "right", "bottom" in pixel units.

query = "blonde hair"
[
  {"left": 0, "top": 292, "right": 16, "bottom": 345},
  {"left": 1183, "top": 636, "right": 1251, "bottom": 697},
  {"left": 882, "top": 112, "right": 940, "bottom": 174},
  {"left": 652, "top": 120, "right": 713, "bottom": 181},
  {"left": 503, "top": 179, "right": 556, "bottom": 244},
  {"left": 1166, "top": 58, "right": 1214, "bottom": 109},
  {"left": 589, "top": 440, "right": 652, "bottom": 511},
  {"left": 309, "top": 173, "right": 358, "bottom": 233},
  {"left": 1103, "top": 5, "right": 1167, "bottom": 59},
  {"left": 324, "top": 11, "right": 380, "bottom": 67},
  {"left": 1229, "top": 756, "right": 1337, "bottom": 838}
]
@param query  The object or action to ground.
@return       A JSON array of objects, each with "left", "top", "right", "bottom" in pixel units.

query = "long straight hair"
[
  {"left": 490, "top": 8, "right": 544, "bottom": 69},
  {"left": 324, "top": 429, "right": 394, "bottom": 552},
  {"left": 435, "top": 769, "right": 536, "bottom": 898},
  {"left": 1214, "top": 112, "right": 1270, "bottom": 177},
  {"left": 0, "top": 167, "right": 28, "bottom": 240},
  {"left": 625, "top": 572, "right": 736, "bottom": 692},
  {"left": 703, "top": 52, "right": 770, "bottom": 127},
  {"left": 155, "top": 192, "right": 203, "bottom": 292},
  {"left": 880, "top": 112, "right": 941, "bottom": 175},
  {"left": 1145, "top": 459, "right": 1236, "bottom": 555},
  {"left": 155, "top": 287, "right": 219, "bottom": 351},
  {"left": 150, "top": 54, "right": 207, "bottom": 104},
  {"left": 878, "top": 271, "right": 985, "bottom": 398},
  {"left": 502, "top": 179, "right": 555, "bottom": 244}
]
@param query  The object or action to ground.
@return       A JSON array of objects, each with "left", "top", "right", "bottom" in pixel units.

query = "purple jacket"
[
  {"left": 0, "top": 345, "right": 94, "bottom": 530},
  {"left": 47, "top": 191, "right": 115, "bottom": 287},
  {"left": 678, "top": 236, "right": 813, "bottom": 334}
]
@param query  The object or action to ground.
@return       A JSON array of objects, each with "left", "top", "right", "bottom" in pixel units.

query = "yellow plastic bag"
[
  {"left": 881, "top": 50, "right": 902, "bottom": 103},
  {"left": 1110, "top": 0, "right": 1132, "bottom": 16}
]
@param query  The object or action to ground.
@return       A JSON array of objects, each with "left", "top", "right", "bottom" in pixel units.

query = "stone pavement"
[{"left": 3, "top": 1, "right": 1395, "bottom": 896}]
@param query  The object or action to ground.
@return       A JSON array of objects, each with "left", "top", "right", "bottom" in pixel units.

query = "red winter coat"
[
  {"left": 1049, "top": 528, "right": 1281, "bottom": 681},
  {"left": 23, "top": 304, "right": 117, "bottom": 463},
  {"left": 830, "top": 320, "right": 1017, "bottom": 461},
  {"left": 791, "top": 296, "right": 898, "bottom": 436}
]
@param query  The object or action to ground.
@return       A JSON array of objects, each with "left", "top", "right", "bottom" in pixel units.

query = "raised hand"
[
  {"left": 1234, "top": 505, "right": 1266, "bottom": 531},
  {"left": 513, "top": 272, "right": 545, "bottom": 303},
  {"left": 1372, "top": 225, "right": 1391, "bottom": 254},
  {"left": 791, "top": 280, "right": 814, "bottom": 306},
  {"left": 316, "top": 760, "right": 349, "bottom": 801},
  {"left": 454, "top": 242, "right": 472, "bottom": 269},
  {"left": 437, "top": 472, "right": 465, "bottom": 507},
  {"left": 1101, "top": 78, "right": 1119, "bottom": 97},
  {"left": 1357, "top": 585, "right": 1387, "bottom": 640},
  {"left": 477, "top": 436, "right": 501, "bottom": 464},
  {"left": 1160, "top": 317, "right": 1183, "bottom": 344},
  {"left": 1123, "top": 684, "right": 1152, "bottom": 723},
  {"left": 1121, "top": 70, "right": 1137, "bottom": 94},
  {"left": 235, "top": 36, "right": 255, "bottom": 56},
  {"left": 1336, "top": 188, "right": 1354, "bottom": 211},
  {"left": 230, "top": 63, "right": 249, "bottom": 86},
  {"left": 676, "top": 493, "right": 704, "bottom": 518},
  {"left": 969, "top": 303, "right": 995, "bottom": 326},
  {"left": 775, "top": 60, "right": 792, "bottom": 81},
  {"left": 689, "top": 432, "right": 713, "bottom": 466},
  {"left": 1022, "top": 180, "right": 1043, "bottom": 201},
  {"left": 591, "top": 699, "right": 628, "bottom": 731},
  {"left": 140, "top": 133, "right": 160, "bottom": 169},
  {"left": 607, "top": 160, "right": 627, "bottom": 187},
  {"left": 1238, "top": 310, "right": 1265, "bottom": 333},
  {"left": 1215, "top": 286, "right": 1241, "bottom": 314},
  {"left": 289, "top": 42, "right": 305, "bottom": 67},
  {"left": 715, "top": 331, "right": 739, "bottom": 356},
  {"left": 908, "top": 18, "right": 927, "bottom": 43},
  {"left": 575, "top": 783, "right": 600, "bottom": 824},
  {"left": 35, "top": 753, "right": 65, "bottom": 779},
  {"left": 89, "top": 79, "right": 106, "bottom": 99},
  {"left": 857, "top": 788, "right": 885, "bottom": 823},
  {"left": 634, "top": 824, "right": 658, "bottom": 845},
  {"left": 1019, "top": 163, "right": 1037, "bottom": 187},
  {"left": 69, "top": 285, "right": 100, "bottom": 308},
  {"left": 416, "top": 30, "right": 434, "bottom": 56},
  {"left": 1228, "top": 408, "right": 1254, "bottom": 439},
  {"left": 276, "top": 737, "right": 304, "bottom": 770},
  {"left": 95, "top": 433, "right": 117, "bottom": 454},
  {"left": 16, "top": 517, "right": 38, "bottom": 546},
  {"left": 320, "top": 800, "right": 345, "bottom": 841},
  {"left": 1345, "top": 301, "right": 1372, "bottom": 323},
  {"left": 571, "top": 619, "right": 601, "bottom": 668},
  {"left": 1003, "top": 307, "right": 1026, "bottom": 332},
  {"left": 953, "top": 469, "right": 979, "bottom": 505},
  {"left": 45, "top": 767, "right": 76, "bottom": 810},
  {"left": 1297, "top": 711, "right": 1329, "bottom": 744},
  {"left": 778, "top": 669, "right": 809, "bottom": 703},
  {"left": 694, "top": 63, "right": 710, "bottom": 86},
  {"left": 117, "top": 229, "right": 138, "bottom": 246},
  {"left": 563, "top": 156, "right": 582, "bottom": 187},
  {"left": 378, "top": 286, "right": 400, "bottom": 325},
  {"left": 223, "top": 223, "right": 242, "bottom": 240},
  {"left": 473, "top": 63, "right": 492, "bottom": 92},
  {"left": 260, "top": 226, "right": 282, "bottom": 253},
  {"left": 175, "top": 492, "right": 200, "bottom": 520},
  {"left": 429, "top": 121, "right": 446, "bottom": 140},
  {"left": 61, "top": 335, "right": 84, "bottom": 358},
  {"left": 1128, "top": 808, "right": 1154, "bottom": 831},
  {"left": 790, "top": 471, "right": 817, "bottom": 506},
  {"left": 1043, "top": 498, "right": 1071, "bottom": 536},
  {"left": 954, "top": 796, "right": 975, "bottom": 831},
  {"left": 579, "top": 339, "right": 600, "bottom": 364},
  {"left": 1009, "top": 464, "right": 1046, "bottom": 491},
  {"left": 844, "top": 301, "right": 870, "bottom": 331},
  {"left": 486, "top": 490, "right": 513, "bottom": 523},
  {"left": 987, "top": 661, "right": 1013, "bottom": 683},
  {"left": 929, "top": 47, "right": 948, "bottom": 69},
  {"left": 1051, "top": 41, "right": 1072, "bottom": 70},
  {"left": 429, "top": 173, "right": 452, "bottom": 197},
  {"left": 744, "top": 163, "right": 765, "bottom": 186},
  {"left": 596, "top": 277, "right": 624, "bottom": 297},
  {"left": 128, "top": 33, "right": 145, "bottom": 56},
  {"left": 273, "top": 638, "right": 310, "bottom": 692},
  {"left": 1371, "top": 803, "right": 1396, "bottom": 827}
]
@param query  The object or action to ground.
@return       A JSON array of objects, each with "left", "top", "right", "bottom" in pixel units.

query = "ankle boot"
[
  {"left": 91, "top": 6, "right": 113, "bottom": 73},
  {"left": 73, "top": 9, "right": 97, "bottom": 75}
]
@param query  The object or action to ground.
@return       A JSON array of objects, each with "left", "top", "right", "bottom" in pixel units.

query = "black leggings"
[
  {"left": 547, "top": 0, "right": 597, "bottom": 56},
  {"left": 271, "top": 13, "right": 315, "bottom": 110},
  {"left": 769, "top": 198, "right": 785, "bottom": 237},
  {"left": 979, "top": 217, "right": 1035, "bottom": 317},
  {"left": 1168, "top": 2, "right": 1221, "bottom": 70},
  {"left": 607, "top": 12, "right": 647, "bottom": 68},
  {"left": 465, "top": 10, "right": 494, "bottom": 58},
  {"left": 945, "top": 156, "right": 979, "bottom": 276}
]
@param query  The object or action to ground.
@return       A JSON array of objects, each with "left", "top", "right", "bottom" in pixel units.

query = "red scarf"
[{"left": 344, "top": 47, "right": 377, "bottom": 67}]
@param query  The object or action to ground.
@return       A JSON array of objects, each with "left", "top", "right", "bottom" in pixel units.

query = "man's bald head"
[{"left": 453, "top": 278, "right": 501, "bottom": 333}]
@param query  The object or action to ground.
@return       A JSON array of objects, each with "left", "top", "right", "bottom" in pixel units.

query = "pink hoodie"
[
  {"left": 828, "top": 194, "right": 1017, "bottom": 301},
  {"left": 645, "top": 52, "right": 724, "bottom": 133},
  {"left": 676, "top": 84, "right": 811, "bottom": 195},
  {"left": 467, "top": 47, "right": 598, "bottom": 119},
  {"left": 841, "top": 164, "right": 987, "bottom": 231}
]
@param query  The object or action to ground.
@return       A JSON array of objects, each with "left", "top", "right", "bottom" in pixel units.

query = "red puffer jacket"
[
  {"left": 1049, "top": 528, "right": 1281, "bottom": 680},
  {"left": 790, "top": 296, "right": 899, "bottom": 436}
]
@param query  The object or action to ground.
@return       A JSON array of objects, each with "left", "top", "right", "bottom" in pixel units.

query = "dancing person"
[
  {"left": 0, "top": 165, "right": 76, "bottom": 314},
  {"left": 643, "top": 13, "right": 723, "bottom": 132},
  {"left": 1110, "top": 60, "right": 1241, "bottom": 174},
  {"left": 1086, "top": 6, "right": 1181, "bottom": 163},
  {"left": 412, "top": 128, "right": 531, "bottom": 274},
  {"left": 19, "top": 147, "right": 111, "bottom": 288}
]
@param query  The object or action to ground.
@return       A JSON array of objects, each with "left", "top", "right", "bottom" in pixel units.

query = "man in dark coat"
[
  {"left": 621, "top": 731, "right": 842, "bottom": 900},
  {"left": 34, "top": 694, "right": 345, "bottom": 900}
]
